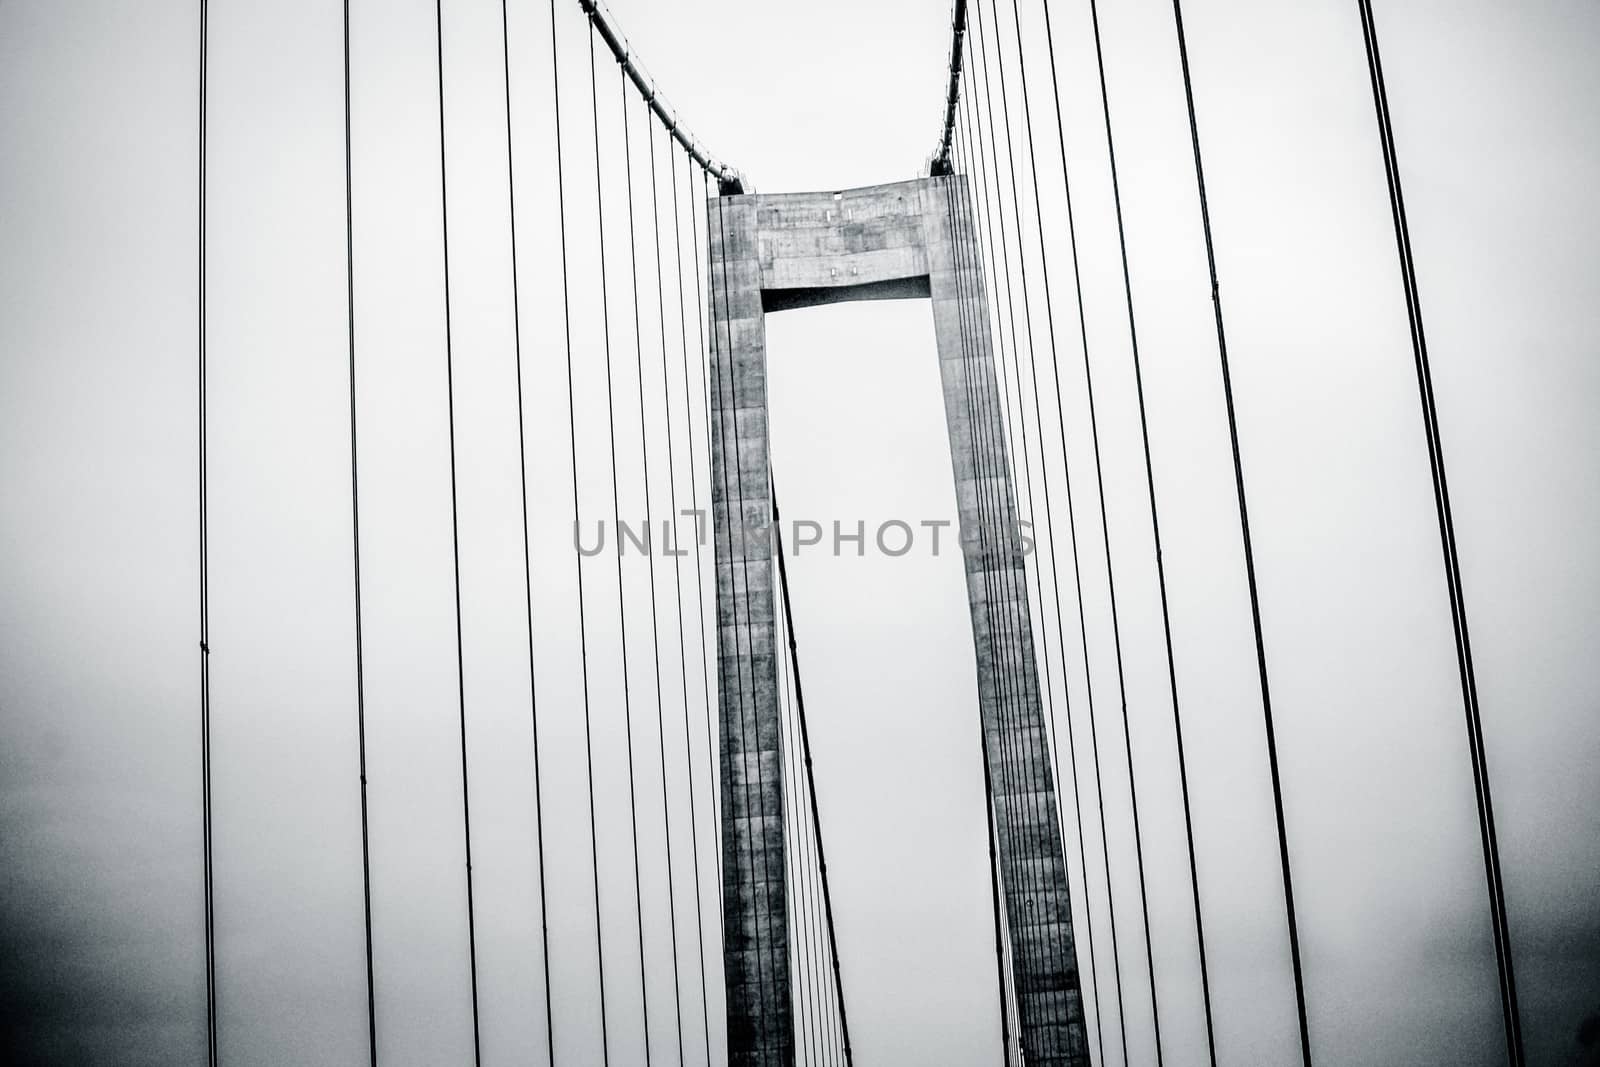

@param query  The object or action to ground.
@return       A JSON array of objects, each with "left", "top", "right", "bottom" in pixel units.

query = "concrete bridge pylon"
[{"left": 708, "top": 176, "right": 1089, "bottom": 1066}]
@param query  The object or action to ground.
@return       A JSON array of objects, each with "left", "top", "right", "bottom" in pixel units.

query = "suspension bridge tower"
[{"left": 708, "top": 175, "right": 1090, "bottom": 1066}]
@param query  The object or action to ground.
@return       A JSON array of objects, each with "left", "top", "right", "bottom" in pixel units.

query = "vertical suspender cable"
[
  {"left": 991, "top": 6, "right": 1110, "bottom": 1018},
  {"left": 960, "top": 64, "right": 1113, "bottom": 1036},
  {"left": 498, "top": 0, "right": 554, "bottom": 1058},
  {"left": 994, "top": 1, "right": 1126, "bottom": 1059},
  {"left": 947, "top": 122, "right": 1050, "bottom": 1059},
  {"left": 547, "top": 2, "right": 613, "bottom": 1059},
  {"left": 965, "top": 50, "right": 1104, "bottom": 1057},
  {"left": 195, "top": 1, "right": 218, "bottom": 1060},
  {"left": 939, "top": 165, "right": 1008, "bottom": 1061},
  {"left": 340, "top": 1, "right": 378, "bottom": 1060},
  {"left": 1034, "top": 4, "right": 1153, "bottom": 1059},
  {"left": 773, "top": 585, "right": 821, "bottom": 1066},
  {"left": 770, "top": 493, "right": 854, "bottom": 1067},
  {"left": 587, "top": 33, "right": 655, "bottom": 1065},
  {"left": 955, "top": 79, "right": 1063, "bottom": 1029},
  {"left": 430, "top": 1, "right": 484, "bottom": 1058},
  {"left": 949, "top": 115, "right": 1043, "bottom": 1051},
  {"left": 1020, "top": 0, "right": 1220, "bottom": 1056},
  {"left": 776, "top": 584, "right": 839, "bottom": 1067},
  {"left": 1162, "top": 2, "right": 1313, "bottom": 1061},
  {"left": 796, "top": 658, "right": 834, "bottom": 1067},
  {"left": 1021, "top": 0, "right": 1221, "bottom": 1056},
  {"left": 649, "top": 117, "right": 715, "bottom": 1066},
  {"left": 945, "top": 164, "right": 1029, "bottom": 1064},
  {"left": 668, "top": 145, "right": 723, "bottom": 905},
  {"left": 981, "top": 729, "right": 1012, "bottom": 1064},
  {"left": 774, "top": 637, "right": 805, "bottom": 1064},
  {"left": 1351, "top": 3, "right": 1522, "bottom": 1061},
  {"left": 678, "top": 155, "right": 725, "bottom": 915},
  {"left": 673, "top": 156, "right": 731, "bottom": 1064},
  {"left": 776, "top": 500, "right": 835, "bottom": 1067},
  {"left": 768, "top": 544, "right": 812, "bottom": 1064},
  {"left": 672, "top": 151, "right": 726, "bottom": 941},
  {"left": 621, "top": 83, "right": 686, "bottom": 1067},
  {"left": 690, "top": 166, "right": 715, "bottom": 470},
  {"left": 940, "top": 2, "right": 1107, "bottom": 1049},
  {"left": 967, "top": 9, "right": 1090, "bottom": 1033},
  {"left": 956, "top": 115, "right": 1052, "bottom": 1049},
  {"left": 780, "top": 609, "right": 836, "bottom": 1067},
  {"left": 985, "top": 10, "right": 1152, "bottom": 1061},
  {"left": 1017, "top": 2, "right": 1170, "bottom": 1059}
]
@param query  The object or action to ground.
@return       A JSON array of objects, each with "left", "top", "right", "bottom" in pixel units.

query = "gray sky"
[{"left": 2, "top": 0, "right": 1597, "bottom": 1065}]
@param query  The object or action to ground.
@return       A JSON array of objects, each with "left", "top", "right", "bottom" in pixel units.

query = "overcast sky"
[{"left": 2, "top": 1, "right": 1597, "bottom": 1065}]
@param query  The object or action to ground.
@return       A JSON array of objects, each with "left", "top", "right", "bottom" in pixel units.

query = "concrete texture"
[{"left": 708, "top": 177, "right": 1088, "bottom": 1066}]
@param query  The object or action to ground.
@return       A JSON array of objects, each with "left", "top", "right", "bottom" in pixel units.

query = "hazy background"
[{"left": 2, "top": 0, "right": 1597, "bottom": 1064}]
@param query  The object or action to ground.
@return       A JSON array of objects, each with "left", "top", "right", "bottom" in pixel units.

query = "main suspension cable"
[
  {"left": 577, "top": 0, "right": 742, "bottom": 188},
  {"left": 1161, "top": 1, "right": 1313, "bottom": 1060}
]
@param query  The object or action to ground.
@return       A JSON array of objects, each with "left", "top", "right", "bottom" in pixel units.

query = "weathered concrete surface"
[{"left": 708, "top": 177, "right": 1088, "bottom": 1067}]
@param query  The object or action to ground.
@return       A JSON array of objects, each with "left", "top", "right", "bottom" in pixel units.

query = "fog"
[{"left": 2, "top": 0, "right": 1597, "bottom": 1064}]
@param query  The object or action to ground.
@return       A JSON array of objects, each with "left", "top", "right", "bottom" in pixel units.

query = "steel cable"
[
  {"left": 549, "top": 2, "right": 614, "bottom": 1058},
  {"left": 1350, "top": 2, "right": 1521, "bottom": 1061},
  {"left": 430, "top": 1, "right": 484, "bottom": 1056},
  {"left": 1157, "top": 1, "right": 1312, "bottom": 1059}
]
